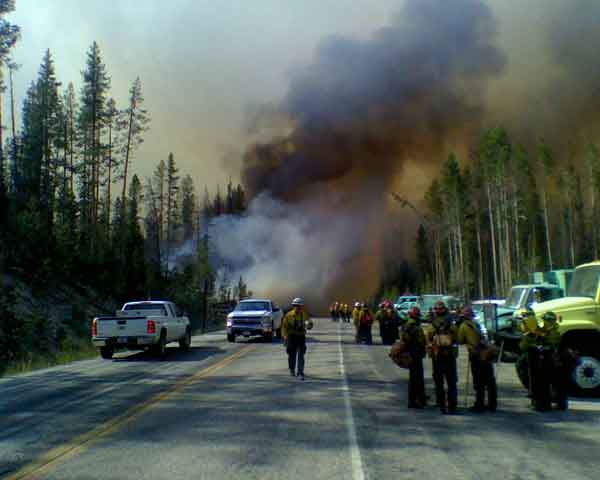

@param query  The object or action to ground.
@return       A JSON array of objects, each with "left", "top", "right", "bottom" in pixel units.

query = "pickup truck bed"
[{"left": 92, "top": 301, "right": 191, "bottom": 359}]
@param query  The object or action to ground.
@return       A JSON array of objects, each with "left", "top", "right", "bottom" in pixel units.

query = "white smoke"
[
  {"left": 209, "top": 191, "right": 380, "bottom": 309},
  {"left": 166, "top": 238, "right": 197, "bottom": 272}
]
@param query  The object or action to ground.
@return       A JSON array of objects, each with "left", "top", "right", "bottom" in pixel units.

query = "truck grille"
[{"left": 232, "top": 317, "right": 261, "bottom": 325}]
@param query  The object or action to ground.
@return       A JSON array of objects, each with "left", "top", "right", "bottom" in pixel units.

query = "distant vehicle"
[
  {"left": 470, "top": 301, "right": 502, "bottom": 343},
  {"left": 226, "top": 299, "right": 283, "bottom": 343},
  {"left": 92, "top": 301, "right": 191, "bottom": 360},
  {"left": 394, "top": 295, "right": 417, "bottom": 309},
  {"left": 495, "top": 283, "right": 564, "bottom": 333},
  {"left": 417, "top": 294, "right": 462, "bottom": 322}
]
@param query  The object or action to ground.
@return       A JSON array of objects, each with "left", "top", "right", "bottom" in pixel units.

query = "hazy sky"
[{"left": 7, "top": 0, "right": 397, "bottom": 189}]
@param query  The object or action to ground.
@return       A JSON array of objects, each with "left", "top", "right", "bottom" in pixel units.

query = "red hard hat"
[{"left": 408, "top": 307, "right": 421, "bottom": 319}]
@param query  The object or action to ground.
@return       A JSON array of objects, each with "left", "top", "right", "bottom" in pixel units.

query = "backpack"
[
  {"left": 360, "top": 312, "right": 373, "bottom": 327},
  {"left": 389, "top": 341, "right": 412, "bottom": 369}
]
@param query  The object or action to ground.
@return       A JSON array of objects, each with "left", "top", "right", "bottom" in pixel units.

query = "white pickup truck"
[
  {"left": 226, "top": 299, "right": 283, "bottom": 343},
  {"left": 92, "top": 301, "right": 191, "bottom": 359}
]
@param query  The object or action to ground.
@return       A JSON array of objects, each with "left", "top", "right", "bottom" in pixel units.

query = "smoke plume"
[{"left": 212, "top": 0, "right": 600, "bottom": 310}]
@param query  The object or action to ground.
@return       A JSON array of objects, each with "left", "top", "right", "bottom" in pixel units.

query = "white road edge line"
[{"left": 338, "top": 322, "right": 367, "bottom": 480}]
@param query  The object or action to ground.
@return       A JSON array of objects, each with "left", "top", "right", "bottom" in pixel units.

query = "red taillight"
[
  {"left": 147, "top": 320, "right": 156, "bottom": 334},
  {"left": 92, "top": 319, "right": 97, "bottom": 336}
]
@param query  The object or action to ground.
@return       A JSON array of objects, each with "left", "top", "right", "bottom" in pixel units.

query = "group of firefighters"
[
  {"left": 321, "top": 298, "right": 572, "bottom": 414},
  {"left": 329, "top": 302, "right": 352, "bottom": 323}
]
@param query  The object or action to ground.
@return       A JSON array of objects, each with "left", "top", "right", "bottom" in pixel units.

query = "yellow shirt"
[
  {"left": 457, "top": 319, "right": 481, "bottom": 353},
  {"left": 282, "top": 309, "right": 312, "bottom": 337}
]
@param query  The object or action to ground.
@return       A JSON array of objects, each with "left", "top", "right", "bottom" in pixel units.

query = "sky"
[{"left": 6, "top": 0, "right": 397, "bottom": 190}]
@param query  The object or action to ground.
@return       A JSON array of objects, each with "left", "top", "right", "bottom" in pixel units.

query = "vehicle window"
[
  {"left": 235, "top": 301, "right": 270, "bottom": 312},
  {"left": 505, "top": 288, "right": 526, "bottom": 309},
  {"left": 570, "top": 266, "right": 600, "bottom": 298},
  {"left": 174, "top": 304, "right": 183, "bottom": 317},
  {"left": 124, "top": 303, "right": 166, "bottom": 311},
  {"left": 529, "top": 288, "right": 563, "bottom": 304},
  {"left": 419, "top": 295, "right": 443, "bottom": 312}
]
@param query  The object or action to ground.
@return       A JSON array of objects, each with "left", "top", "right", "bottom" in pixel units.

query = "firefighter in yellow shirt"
[{"left": 282, "top": 297, "right": 313, "bottom": 380}]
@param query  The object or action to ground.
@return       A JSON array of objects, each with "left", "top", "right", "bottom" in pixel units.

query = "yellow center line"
[{"left": 5, "top": 345, "right": 256, "bottom": 480}]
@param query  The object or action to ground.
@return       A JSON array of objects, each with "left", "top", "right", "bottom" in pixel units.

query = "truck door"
[{"left": 165, "top": 303, "right": 179, "bottom": 340}]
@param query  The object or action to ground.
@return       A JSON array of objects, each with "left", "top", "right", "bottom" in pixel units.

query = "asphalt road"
[{"left": 1, "top": 320, "right": 600, "bottom": 480}]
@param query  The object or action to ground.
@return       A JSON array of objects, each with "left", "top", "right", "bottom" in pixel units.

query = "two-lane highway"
[{"left": 2, "top": 321, "right": 600, "bottom": 479}]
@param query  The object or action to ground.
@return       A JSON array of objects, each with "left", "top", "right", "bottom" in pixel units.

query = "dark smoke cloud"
[
  {"left": 242, "top": 0, "right": 505, "bottom": 199},
  {"left": 216, "top": 0, "right": 508, "bottom": 308},
  {"left": 215, "top": 0, "right": 600, "bottom": 309}
]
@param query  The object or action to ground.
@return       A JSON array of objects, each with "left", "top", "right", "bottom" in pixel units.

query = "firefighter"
[
  {"left": 282, "top": 297, "right": 313, "bottom": 380},
  {"left": 333, "top": 302, "right": 341, "bottom": 322},
  {"left": 376, "top": 300, "right": 399, "bottom": 345},
  {"left": 342, "top": 303, "right": 350, "bottom": 323},
  {"left": 426, "top": 300, "right": 459, "bottom": 414},
  {"left": 402, "top": 306, "right": 427, "bottom": 408},
  {"left": 330, "top": 303, "right": 337, "bottom": 322},
  {"left": 458, "top": 305, "right": 497, "bottom": 413},
  {"left": 541, "top": 311, "right": 569, "bottom": 411},
  {"left": 357, "top": 303, "right": 374, "bottom": 344},
  {"left": 352, "top": 302, "right": 361, "bottom": 330},
  {"left": 345, "top": 304, "right": 352, "bottom": 323},
  {"left": 518, "top": 308, "right": 554, "bottom": 411}
]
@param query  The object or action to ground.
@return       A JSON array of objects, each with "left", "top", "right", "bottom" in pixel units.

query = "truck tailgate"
[{"left": 96, "top": 317, "right": 148, "bottom": 337}]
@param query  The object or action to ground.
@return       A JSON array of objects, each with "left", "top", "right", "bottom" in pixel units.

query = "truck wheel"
[
  {"left": 571, "top": 355, "right": 600, "bottom": 396},
  {"left": 227, "top": 333, "right": 236, "bottom": 343},
  {"left": 154, "top": 332, "right": 167, "bottom": 359},
  {"left": 179, "top": 329, "right": 192, "bottom": 352},
  {"left": 100, "top": 347, "right": 114, "bottom": 360}
]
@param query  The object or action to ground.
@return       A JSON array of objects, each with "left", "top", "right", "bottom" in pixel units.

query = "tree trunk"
[
  {"left": 592, "top": 187, "right": 598, "bottom": 260},
  {"left": 106, "top": 121, "right": 113, "bottom": 234},
  {"left": 542, "top": 184, "right": 553, "bottom": 270},
  {"left": 475, "top": 214, "right": 484, "bottom": 299},
  {"left": 121, "top": 108, "right": 134, "bottom": 203},
  {"left": 487, "top": 182, "right": 499, "bottom": 296}
]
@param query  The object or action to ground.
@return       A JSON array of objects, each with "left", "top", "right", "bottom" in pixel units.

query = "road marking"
[
  {"left": 337, "top": 323, "right": 367, "bottom": 480},
  {"left": 4, "top": 345, "right": 256, "bottom": 480}
]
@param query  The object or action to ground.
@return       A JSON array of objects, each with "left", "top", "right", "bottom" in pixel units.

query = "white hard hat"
[
  {"left": 354, "top": 302, "right": 361, "bottom": 307},
  {"left": 292, "top": 297, "right": 304, "bottom": 306}
]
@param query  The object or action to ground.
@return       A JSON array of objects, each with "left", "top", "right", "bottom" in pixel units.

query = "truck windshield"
[
  {"left": 236, "top": 301, "right": 270, "bottom": 312},
  {"left": 570, "top": 266, "right": 600, "bottom": 299},
  {"left": 505, "top": 288, "right": 526, "bottom": 309}
]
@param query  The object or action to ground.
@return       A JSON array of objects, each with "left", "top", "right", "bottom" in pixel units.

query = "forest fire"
[{"left": 213, "top": 0, "right": 600, "bottom": 307}]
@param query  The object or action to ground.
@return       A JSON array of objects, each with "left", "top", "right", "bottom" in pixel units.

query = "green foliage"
[{"left": 416, "top": 129, "right": 598, "bottom": 299}]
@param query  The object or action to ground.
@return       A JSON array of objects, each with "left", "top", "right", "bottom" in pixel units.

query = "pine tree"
[
  {"left": 152, "top": 158, "right": 167, "bottom": 248},
  {"left": 588, "top": 143, "right": 600, "bottom": 259},
  {"left": 180, "top": 174, "right": 196, "bottom": 241},
  {"left": 120, "top": 77, "right": 149, "bottom": 202},
  {"left": 0, "top": 0, "right": 20, "bottom": 199},
  {"left": 104, "top": 97, "right": 121, "bottom": 231},
  {"left": 165, "top": 152, "right": 180, "bottom": 267},
  {"left": 125, "top": 174, "right": 146, "bottom": 297},
  {"left": 537, "top": 139, "right": 555, "bottom": 270},
  {"left": 78, "top": 41, "right": 111, "bottom": 242}
]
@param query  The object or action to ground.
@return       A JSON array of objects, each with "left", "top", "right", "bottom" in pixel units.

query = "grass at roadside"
[{"left": 1, "top": 340, "right": 98, "bottom": 378}]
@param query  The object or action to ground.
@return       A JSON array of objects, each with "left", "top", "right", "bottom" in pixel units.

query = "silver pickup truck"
[
  {"left": 226, "top": 299, "right": 283, "bottom": 342},
  {"left": 92, "top": 301, "right": 191, "bottom": 359}
]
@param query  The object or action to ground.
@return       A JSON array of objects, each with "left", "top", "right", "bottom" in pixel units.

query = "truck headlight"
[{"left": 226, "top": 318, "right": 233, "bottom": 327}]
